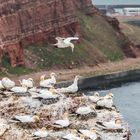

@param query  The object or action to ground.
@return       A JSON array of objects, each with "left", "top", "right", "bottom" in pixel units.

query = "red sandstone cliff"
[{"left": 0, "top": 0, "right": 98, "bottom": 67}]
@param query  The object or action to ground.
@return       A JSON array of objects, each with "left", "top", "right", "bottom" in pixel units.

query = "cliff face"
[{"left": 0, "top": 0, "right": 97, "bottom": 67}]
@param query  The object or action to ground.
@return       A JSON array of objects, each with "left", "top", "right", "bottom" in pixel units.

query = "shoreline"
[{"left": 2, "top": 58, "right": 140, "bottom": 85}]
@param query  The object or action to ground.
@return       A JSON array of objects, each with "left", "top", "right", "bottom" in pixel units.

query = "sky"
[{"left": 93, "top": 0, "right": 140, "bottom": 5}]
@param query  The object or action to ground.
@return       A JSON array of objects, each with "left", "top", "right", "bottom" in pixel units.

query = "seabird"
[{"left": 53, "top": 37, "right": 79, "bottom": 52}]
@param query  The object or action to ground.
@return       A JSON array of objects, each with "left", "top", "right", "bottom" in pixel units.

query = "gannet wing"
[{"left": 63, "top": 37, "right": 79, "bottom": 44}]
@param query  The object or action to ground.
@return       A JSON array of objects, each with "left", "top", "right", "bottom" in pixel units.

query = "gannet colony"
[{"left": 0, "top": 73, "right": 131, "bottom": 140}]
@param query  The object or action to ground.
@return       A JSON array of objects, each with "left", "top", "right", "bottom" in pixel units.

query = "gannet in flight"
[{"left": 53, "top": 37, "right": 79, "bottom": 52}]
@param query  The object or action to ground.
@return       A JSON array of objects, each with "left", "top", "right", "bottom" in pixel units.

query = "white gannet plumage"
[
  {"left": 53, "top": 37, "right": 79, "bottom": 52},
  {"left": 97, "top": 93, "right": 113, "bottom": 109},
  {"left": 88, "top": 92, "right": 100, "bottom": 103},
  {"left": 79, "top": 129, "right": 98, "bottom": 140},
  {"left": 19, "top": 78, "right": 34, "bottom": 88},
  {"left": 1, "top": 77, "right": 15, "bottom": 90},
  {"left": 96, "top": 119, "right": 124, "bottom": 130},
  {"left": 63, "top": 130, "right": 85, "bottom": 140},
  {"left": 57, "top": 75, "right": 80, "bottom": 94},
  {"left": 53, "top": 112, "right": 70, "bottom": 128},
  {"left": 10, "top": 85, "right": 28, "bottom": 94},
  {"left": 33, "top": 127, "right": 48, "bottom": 138},
  {"left": 11, "top": 115, "right": 39, "bottom": 123},
  {"left": 0, "top": 81, "right": 4, "bottom": 90},
  {"left": 0, "top": 121, "right": 9, "bottom": 137},
  {"left": 76, "top": 105, "right": 96, "bottom": 115},
  {"left": 40, "top": 73, "right": 57, "bottom": 88}
]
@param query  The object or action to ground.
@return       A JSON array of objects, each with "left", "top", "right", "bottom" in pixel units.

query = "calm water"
[{"left": 87, "top": 82, "right": 140, "bottom": 140}]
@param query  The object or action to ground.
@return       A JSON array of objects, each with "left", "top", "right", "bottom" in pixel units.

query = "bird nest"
[{"left": 0, "top": 89, "right": 131, "bottom": 140}]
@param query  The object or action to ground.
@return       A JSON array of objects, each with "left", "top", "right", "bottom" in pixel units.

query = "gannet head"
[
  {"left": 71, "top": 129, "right": 78, "bottom": 135},
  {"left": 94, "top": 92, "right": 99, "bottom": 96},
  {"left": 40, "top": 127, "right": 47, "bottom": 131},
  {"left": 40, "top": 75, "right": 46, "bottom": 81},
  {"left": 28, "top": 78, "right": 34, "bottom": 82},
  {"left": 91, "top": 128, "right": 97, "bottom": 133},
  {"left": 50, "top": 72, "right": 57, "bottom": 77},
  {"left": 49, "top": 87, "right": 57, "bottom": 94},
  {"left": 115, "top": 118, "right": 122, "bottom": 124},
  {"left": 33, "top": 115, "right": 40, "bottom": 122},
  {"left": 90, "top": 104, "right": 96, "bottom": 110},
  {"left": 108, "top": 92, "right": 114, "bottom": 98},
  {"left": 80, "top": 134, "right": 85, "bottom": 139},
  {"left": 63, "top": 112, "right": 69, "bottom": 119}
]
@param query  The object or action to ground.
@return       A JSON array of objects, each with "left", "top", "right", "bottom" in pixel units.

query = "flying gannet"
[{"left": 53, "top": 37, "right": 79, "bottom": 52}]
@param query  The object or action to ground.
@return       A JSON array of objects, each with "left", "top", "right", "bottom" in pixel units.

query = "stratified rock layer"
[{"left": 0, "top": 0, "right": 97, "bottom": 67}]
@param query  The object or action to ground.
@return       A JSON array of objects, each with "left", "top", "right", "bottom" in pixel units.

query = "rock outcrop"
[{"left": 0, "top": 0, "right": 96, "bottom": 67}]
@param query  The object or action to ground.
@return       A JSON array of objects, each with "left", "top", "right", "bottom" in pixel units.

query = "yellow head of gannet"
[
  {"left": 40, "top": 75, "right": 46, "bottom": 81},
  {"left": 50, "top": 72, "right": 57, "bottom": 77},
  {"left": 79, "top": 134, "right": 85, "bottom": 139},
  {"left": 94, "top": 92, "right": 99, "bottom": 96},
  {"left": 108, "top": 92, "right": 114, "bottom": 98},
  {"left": 49, "top": 87, "right": 57, "bottom": 94},
  {"left": 33, "top": 115, "right": 40, "bottom": 122},
  {"left": 115, "top": 118, "right": 122, "bottom": 124},
  {"left": 62, "top": 112, "right": 69, "bottom": 119},
  {"left": 90, "top": 104, "right": 96, "bottom": 110},
  {"left": 90, "top": 128, "right": 97, "bottom": 133}
]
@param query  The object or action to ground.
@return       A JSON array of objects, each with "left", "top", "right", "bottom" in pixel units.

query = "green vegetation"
[
  {"left": 122, "top": 20, "right": 140, "bottom": 45},
  {"left": 1, "top": 56, "right": 33, "bottom": 76},
  {"left": 1, "top": 11, "right": 129, "bottom": 75}
]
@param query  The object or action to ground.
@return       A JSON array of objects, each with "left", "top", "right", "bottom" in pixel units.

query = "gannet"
[
  {"left": 79, "top": 129, "right": 98, "bottom": 140},
  {"left": 97, "top": 93, "right": 113, "bottom": 109},
  {"left": 88, "top": 92, "right": 100, "bottom": 103},
  {"left": 0, "top": 81, "right": 4, "bottom": 90},
  {"left": 19, "top": 78, "right": 34, "bottom": 88},
  {"left": 63, "top": 129, "right": 85, "bottom": 140},
  {"left": 57, "top": 75, "right": 80, "bottom": 94},
  {"left": 53, "top": 37, "right": 79, "bottom": 52},
  {"left": 33, "top": 88, "right": 58, "bottom": 99},
  {"left": 11, "top": 115, "right": 39, "bottom": 123},
  {"left": 10, "top": 85, "right": 28, "bottom": 94},
  {"left": 40, "top": 73, "right": 57, "bottom": 88},
  {"left": 0, "top": 121, "right": 9, "bottom": 137},
  {"left": 1, "top": 77, "right": 15, "bottom": 90},
  {"left": 53, "top": 112, "right": 70, "bottom": 128},
  {"left": 33, "top": 127, "right": 48, "bottom": 138},
  {"left": 96, "top": 119, "right": 124, "bottom": 130},
  {"left": 75, "top": 105, "right": 96, "bottom": 115}
]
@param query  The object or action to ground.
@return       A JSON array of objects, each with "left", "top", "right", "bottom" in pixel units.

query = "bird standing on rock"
[
  {"left": 40, "top": 73, "right": 57, "bottom": 88},
  {"left": 57, "top": 75, "right": 81, "bottom": 94},
  {"left": 19, "top": 78, "right": 34, "bottom": 88},
  {"left": 52, "top": 37, "right": 79, "bottom": 52},
  {"left": 1, "top": 77, "right": 15, "bottom": 90}
]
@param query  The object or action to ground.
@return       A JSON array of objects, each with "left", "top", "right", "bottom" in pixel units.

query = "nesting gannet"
[
  {"left": 1, "top": 77, "right": 15, "bottom": 90},
  {"left": 79, "top": 129, "right": 98, "bottom": 140},
  {"left": 96, "top": 93, "right": 113, "bottom": 109},
  {"left": 53, "top": 37, "right": 79, "bottom": 52},
  {"left": 0, "top": 121, "right": 9, "bottom": 137},
  {"left": 75, "top": 105, "right": 97, "bottom": 119},
  {"left": 96, "top": 119, "right": 124, "bottom": 131},
  {"left": 88, "top": 92, "right": 100, "bottom": 103},
  {"left": 19, "top": 78, "right": 34, "bottom": 88},
  {"left": 10, "top": 85, "right": 28, "bottom": 95},
  {"left": 63, "top": 129, "right": 85, "bottom": 140},
  {"left": 33, "top": 127, "right": 48, "bottom": 138},
  {"left": 57, "top": 75, "right": 80, "bottom": 94},
  {"left": 53, "top": 112, "right": 70, "bottom": 128},
  {"left": 0, "top": 81, "right": 4, "bottom": 90},
  {"left": 76, "top": 105, "right": 96, "bottom": 115},
  {"left": 40, "top": 73, "right": 57, "bottom": 88},
  {"left": 11, "top": 115, "right": 39, "bottom": 123}
]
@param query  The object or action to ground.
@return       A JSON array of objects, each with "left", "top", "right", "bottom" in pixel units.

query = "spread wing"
[{"left": 63, "top": 37, "right": 79, "bottom": 44}]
